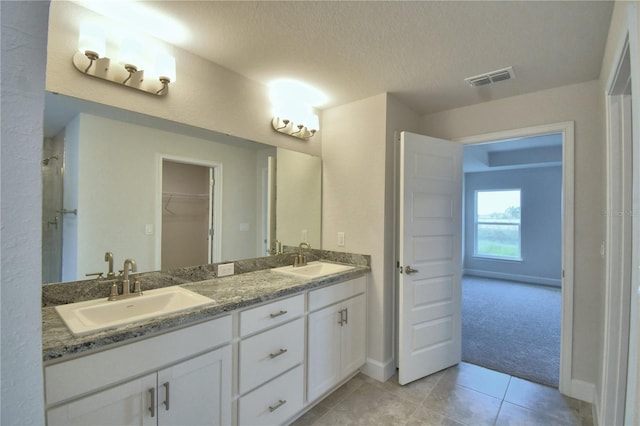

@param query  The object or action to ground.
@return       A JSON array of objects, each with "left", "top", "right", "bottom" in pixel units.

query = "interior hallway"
[{"left": 292, "top": 362, "right": 593, "bottom": 426}]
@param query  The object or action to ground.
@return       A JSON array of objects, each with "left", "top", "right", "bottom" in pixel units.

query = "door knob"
[{"left": 405, "top": 265, "right": 419, "bottom": 274}]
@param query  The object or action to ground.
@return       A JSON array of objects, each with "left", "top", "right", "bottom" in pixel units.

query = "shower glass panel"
[{"left": 42, "top": 137, "right": 64, "bottom": 283}]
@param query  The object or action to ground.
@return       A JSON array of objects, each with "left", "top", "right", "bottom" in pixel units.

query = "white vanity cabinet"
[
  {"left": 44, "top": 271, "right": 370, "bottom": 426},
  {"left": 45, "top": 316, "right": 232, "bottom": 426},
  {"left": 237, "top": 294, "right": 305, "bottom": 425},
  {"left": 307, "top": 276, "right": 366, "bottom": 402}
]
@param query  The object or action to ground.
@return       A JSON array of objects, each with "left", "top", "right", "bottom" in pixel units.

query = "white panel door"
[
  {"left": 308, "top": 303, "right": 343, "bottom": 402},
  {"left": 157, "top": 346, "right": 232, "bottom": 426},
  {"left": 398, "top": 131, "right": 463, "bottom": 385},
  {"left": 341, "top": 294, "right": 366, "bottom": 376},
  {"left": 47, "top": 373, "right": 157, "bottom": 426}
]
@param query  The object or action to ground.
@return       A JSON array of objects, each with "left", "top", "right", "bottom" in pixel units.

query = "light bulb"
[
  {"left": 154, "top": 52, "right": 176, "bottom": 83},
  {"left": 78, "top": 24, "right": 106, "bottom": 59},
  {"left": 119, "top": 39, "right": 144, "bottom": 71}
]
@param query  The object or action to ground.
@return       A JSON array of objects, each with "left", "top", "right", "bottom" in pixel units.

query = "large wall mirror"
[{"left": 42, "top": 93, "right": 321, "bottom": 284}]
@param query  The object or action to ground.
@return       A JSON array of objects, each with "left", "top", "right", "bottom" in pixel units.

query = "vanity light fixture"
[
  {"left": 72, "top": 26, "right": 176, "bottom": 97},
  {"left": 269, "top": 79, "right": 325, "bottom": 140},
  {"left": 271, "top": 104, "right": 320, "bottom": 140},
  {"left": 271, "top": 116, "right": 319, "bottom": 140}
]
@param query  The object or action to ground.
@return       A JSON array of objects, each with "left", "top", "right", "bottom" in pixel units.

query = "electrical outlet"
[
  {"left": 217, "top": 263, "right": 234, "bottom": 277},
  {"left": 338, "top": 232, "right": 345, "bottom": 247},
  {"left": 301, "top": 229, "right": 308, "bottom": 242},
  {"left": 144, "top": 224, "right": 153, "bottom": 235}
]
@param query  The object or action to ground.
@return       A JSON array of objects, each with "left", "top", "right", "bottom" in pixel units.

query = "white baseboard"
[
  {"left": 564, "top": 378, "right": 595, "bottom": 403},
  {"left": 464, "top": 269, "right": 561, "bottom": 287},
  {"left": 361, "top": 357, "right": 395, "bottom": 382},
  {"left": 593, "top": 388, "right": 602, "bottom": 426}
]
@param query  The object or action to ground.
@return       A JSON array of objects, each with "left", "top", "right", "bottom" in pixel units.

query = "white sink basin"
[
  {"left": 55, "top": 286, "right": 213, "bottom": 337},
  {"left": 272, "top": 261, "right": 355, "bottom": 278}
]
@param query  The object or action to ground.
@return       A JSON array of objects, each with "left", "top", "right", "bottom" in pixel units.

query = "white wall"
[
  {"left": 0, "top": 1, "right": 48, "bottom": 424},
  {"left": 322, "top": 93, "right": 421, "bottom": 380},
  {"left": 421, "top": 80, "right": 604, "bottom": 388},
  {"left": 45, "top": 1, "right": 321, "bottom": 158},
  {"left": 322, "top": 93, "right": 390, "bottom": 378},
  {"left": 67, "top": 113, "right": 260, "bottom": 278},
  {"left": 62, "top": 117, "right": 79, "bottom": 281}
]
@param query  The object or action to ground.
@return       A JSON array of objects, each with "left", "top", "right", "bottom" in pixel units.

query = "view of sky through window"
[
  {"left": 476, "top": 190, "right": 521, "bottom": 220},
  {"left": 475, "top": 189, "right": 521, "bottom": 259}
]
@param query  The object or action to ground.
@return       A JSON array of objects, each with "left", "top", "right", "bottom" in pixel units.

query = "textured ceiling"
[{"left": 141, "top": 1, "right": 613, "bottom": 115}]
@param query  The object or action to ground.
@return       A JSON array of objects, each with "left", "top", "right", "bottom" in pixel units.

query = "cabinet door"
[
  {"left": 341, "top": 294, "right": 367, "bottom": 377},
  {"left": 307, "top": 303, "right": 342, "bottom": 402},
  {"left": 157, "top": 346, "right": 232, "bottom": 426},
  {"left": 47, "top": 373, "right": 156, "bottom": 426}
]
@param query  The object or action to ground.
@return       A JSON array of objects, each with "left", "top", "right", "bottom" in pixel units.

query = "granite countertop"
[{"left": 42, "top": 265, "right": 369, "bottom": 363}]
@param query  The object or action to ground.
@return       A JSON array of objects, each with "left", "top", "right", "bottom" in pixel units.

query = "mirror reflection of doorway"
[{"left": 161, "top": 159, "right": 216, "bottom": 270}]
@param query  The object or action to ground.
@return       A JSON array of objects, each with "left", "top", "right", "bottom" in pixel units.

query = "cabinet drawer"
[
  {"left": 239, "top": 317, "right": 304, "bottom": 393},
  {"left": 240, "top": 294, "right": 304, "bottom": 336},
  {"left": 309, "top": 276, "right": 366, "bottom": 311},
  {"left": 238, "top": 365, "right": 304, "bottom": 426}
]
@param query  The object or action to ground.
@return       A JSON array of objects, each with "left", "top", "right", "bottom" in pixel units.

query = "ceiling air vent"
[{"left": 465, "top": 66, "right": 515, "bottom": 87}]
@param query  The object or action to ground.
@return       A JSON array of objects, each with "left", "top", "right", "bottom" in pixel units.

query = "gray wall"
[
  {"left": 1, "top": 1, "right": 49, "bottom": 424},
  {"left": 464, "top": 166, "right": 563, "bottom": 286}
]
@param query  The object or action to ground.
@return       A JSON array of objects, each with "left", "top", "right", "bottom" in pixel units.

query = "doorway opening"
[
  {"left": 462, "top": 134, "right": 563, "bottom": 387},
  {"left": 160, "top": 158, "right": 220, "bottom": 269},
  {"left": 394, "top": 124, "right": 574, "bottom": 395},
  {"left": 459, "top": 122, "right": 576, "bottom": 397}
]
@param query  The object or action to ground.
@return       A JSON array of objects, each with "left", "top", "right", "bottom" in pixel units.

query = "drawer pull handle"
[
  {"left": 148, "top": 388, "right": 155, "bottom": 418},
  {"left": 269, "top": 399, "right": 287, "bottom": 412},
  {"left": 270, "top": 310, "right": 288, "bottom": 318},
  {"left": 338, "top": 309, "right": 346, "bottom": 326},
  {"left": 163, "top": 382, "right": 170, "bottom": 411},
  {"left": 269, "top": 348, "right": 288, "bottom": 358}
]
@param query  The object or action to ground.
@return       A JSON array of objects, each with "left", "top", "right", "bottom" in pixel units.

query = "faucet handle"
[
  {"left": 108, "top": 282, "right": 118, "bottom": 300},
  {"left": 85, "top": 272, "right": 104, "bottom": 279},
  {"left": 133, "top": 279, "right": 141, "bottom": 294}
]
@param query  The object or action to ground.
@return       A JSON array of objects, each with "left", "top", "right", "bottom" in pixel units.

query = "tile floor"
[{"left": 291, "top": 362, "right": 593, "bottom": 426}]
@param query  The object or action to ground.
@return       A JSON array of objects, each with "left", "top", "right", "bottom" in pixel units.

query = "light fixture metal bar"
[
  {"left": 72, "top": 51, "right": 169, "bottom": 97},
  {"left": 271, "top": 117, "right": 316, "bottom": 140}
]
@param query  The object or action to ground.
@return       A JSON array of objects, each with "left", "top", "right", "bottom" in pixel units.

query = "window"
[{"left": 475, "top": 189, "right": 521, "bottom": 260}]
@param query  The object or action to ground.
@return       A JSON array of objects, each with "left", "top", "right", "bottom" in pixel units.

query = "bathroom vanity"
[{"left": 42, "top": 259, "right": 369, "bottom": 425}]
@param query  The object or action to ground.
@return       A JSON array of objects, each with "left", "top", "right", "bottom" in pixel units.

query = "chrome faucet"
[
  {"left": 293, "top": 242, "right": 310, "bottom": 267},
  {"left": 108, "top": 258, "right": 142, "bottom": 301}
]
